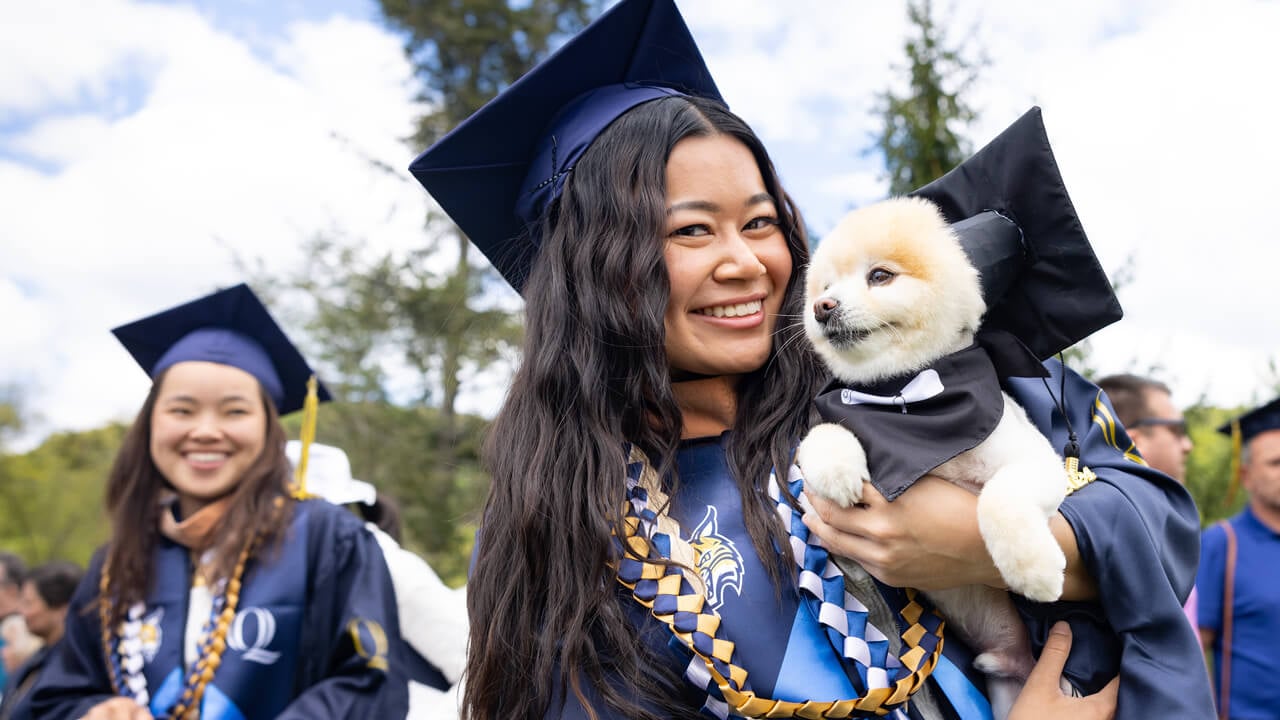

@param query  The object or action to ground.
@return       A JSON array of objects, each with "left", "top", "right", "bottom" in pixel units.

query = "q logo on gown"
[{"left": 227, "top": 607, "right": 282, "bottom": 665}]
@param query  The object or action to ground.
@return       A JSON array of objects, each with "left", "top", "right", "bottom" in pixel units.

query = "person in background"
[
  {"left": 1096, "top": 373, "right": 1197, "bottom": 628},
  {"left": 1198, "top": 397, "right": 1280, "bottom": 719},
  {"left": 0, "top": 553, "right": 27, "bottom": 694},
  {"left": 0, "top": 561, "right": 84, "bottom": 720},
  {"left": 286, "top": 441, "right": 468, "bottom": 720},
  {"left": 29, "top": 283, "right": 407, "bottom": 720}
]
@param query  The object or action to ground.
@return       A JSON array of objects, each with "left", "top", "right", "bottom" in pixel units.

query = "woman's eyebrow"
[{"left": 666, "top": 193, "right": 775, "bottom": 215}]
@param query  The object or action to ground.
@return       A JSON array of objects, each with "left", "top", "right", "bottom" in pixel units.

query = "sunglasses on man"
[{"left": 1128, "top": 417, "right": 1188, "bottom": 438}]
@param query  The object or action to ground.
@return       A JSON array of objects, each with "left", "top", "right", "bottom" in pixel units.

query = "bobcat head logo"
[{"left": 689, "top": 506, "right": 744, "bottom": 610}]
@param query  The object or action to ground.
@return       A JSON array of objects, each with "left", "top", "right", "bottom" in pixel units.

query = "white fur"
[{"left": 796, "top": 197, "right": 1068, "bottom": 713}]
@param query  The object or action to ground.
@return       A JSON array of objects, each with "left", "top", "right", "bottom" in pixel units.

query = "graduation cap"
[
  {"left": 1217, "top": 396, "right": 1280, "bottom": 504},
  {"left": 285, "top": 441, "right": 377, "bottom": 507},
  {"left": 909, "top": 106, "right": 1123, "bottom": 361},
  {"left": 408, "top": 0, "right": 723, "bottom": 293},
  {"left": 111, "top": 283, "right": 332, "bottom": 416}
]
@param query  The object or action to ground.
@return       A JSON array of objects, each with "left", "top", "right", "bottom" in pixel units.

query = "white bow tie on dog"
[{"left": 837, "top": 369, "right": 945, "bottom": 412}]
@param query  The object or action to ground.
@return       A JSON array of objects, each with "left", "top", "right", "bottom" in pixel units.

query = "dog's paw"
[
  {"left": 977, "top": 499, "right": 1066, "bottom": 602},
  {"left": 796, "top": 423, "right": 869, "bottom": 507}
]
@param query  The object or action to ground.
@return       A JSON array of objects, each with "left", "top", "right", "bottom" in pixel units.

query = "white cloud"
[{"left": 0, "top": 1, "right": 431, "bottom": 448}]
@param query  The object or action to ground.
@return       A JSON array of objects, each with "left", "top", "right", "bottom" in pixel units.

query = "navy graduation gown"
[
  {"left": 1005, "top": 361, "right": 1214, "bottom": 718},
  {"left": 30, "top": 500, "right": 409, "bottom": 720},
  {"left": 538, "top": 363, "right": 1211, "bottom": 718}
]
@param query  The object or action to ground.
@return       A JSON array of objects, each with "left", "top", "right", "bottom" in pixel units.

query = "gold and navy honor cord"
[{"left": 613, "top": 447, "right": 945, "bottom": 718}]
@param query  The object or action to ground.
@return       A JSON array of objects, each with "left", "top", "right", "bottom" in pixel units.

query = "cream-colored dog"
[{"left": 795, "top": 197, "right": 1067, "bottom": 702}]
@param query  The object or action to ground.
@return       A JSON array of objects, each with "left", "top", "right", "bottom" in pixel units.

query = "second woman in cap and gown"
[{"left": 29, "top": 284, "right": 409, "bottom": 720}]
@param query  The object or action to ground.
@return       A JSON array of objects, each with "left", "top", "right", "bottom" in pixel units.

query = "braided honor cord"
[{"left": 613, "top": 446, "right": 945, "bottom": 718}]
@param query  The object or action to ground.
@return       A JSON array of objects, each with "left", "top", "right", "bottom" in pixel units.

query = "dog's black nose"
[{"left": 813, "top": 297, "right": 839, "bottom": 324}]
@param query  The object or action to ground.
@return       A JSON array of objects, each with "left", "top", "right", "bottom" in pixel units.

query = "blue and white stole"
[{"left": 121, "top": 505, "right": 315, "bottom": 720}]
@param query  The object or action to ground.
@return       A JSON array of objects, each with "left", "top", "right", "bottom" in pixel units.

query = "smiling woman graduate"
[
  {"left": 409, "top": 1, "right": 1208, "bottom": 719},
  {"left": 29, "top": 284, "right": 408, "bottom": 720}
]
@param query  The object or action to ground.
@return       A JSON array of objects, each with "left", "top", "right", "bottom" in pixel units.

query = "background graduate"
[{"left": 30, "top": 283, "right": 409, "bottom": 720}]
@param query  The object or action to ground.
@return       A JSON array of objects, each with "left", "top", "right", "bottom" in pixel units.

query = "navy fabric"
[
  {"left": 1005, "top": 361, "right": 1214, "bottom": 719},
  {"left": 407, "top": 0, "right": 722, "bottom": 293},
  {"left": 0, "top": 644, "right": 53, "bottom": 720},
  {"left": 1197, "top": 507, "right": 1280, "bottom": 718},
  {"left": 111, "top": 283, "right": 331, "bottom": 415},
  {"left": 28, "top": 501, "right": 407, "bottom": 720}
]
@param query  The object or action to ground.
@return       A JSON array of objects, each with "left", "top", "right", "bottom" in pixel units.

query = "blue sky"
[{"left": 2, "top": 0, "right": 1278, "bottom": 448}]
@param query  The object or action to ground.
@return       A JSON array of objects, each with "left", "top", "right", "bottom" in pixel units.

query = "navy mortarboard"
[
  {"left": 111, "top": 282, "right": 331, "bottom": 416},
  {"left": 408, "top": 0, "right": 722, "bottom": 293},
  {"left": 1217, "top": 396, "right": 1280, "bottom": 502},
  {"left": 909, "top": 106, "right": 1123, "bottom": 361},
  {"left": 1218, "top": 396, "right": 1280, "bottom": 444}
]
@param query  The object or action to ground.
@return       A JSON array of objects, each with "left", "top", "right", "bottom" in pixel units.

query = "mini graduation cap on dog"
[
  {"left": 909, "top": 106, "right": 1123, "bottom": 362},
  {"left": 112, "top": 283, "right": 332, "bottom": 496},
  {"left": 407, "top": 0, "right": 722, "bottom": 293},
  {"left": 814, "top": 107, "right": 1123, "bottom": 502},
  {"left": 1217, "top": 396, "right": 1280, "bottom": 504}
]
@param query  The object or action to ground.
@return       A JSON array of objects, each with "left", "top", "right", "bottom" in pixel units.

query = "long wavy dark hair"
[
  {"left": 465, "top": 95, "right": 826, "bottom": 719},
  {"left": 100, "top": 366, "right": 295, "bottom": 630}
]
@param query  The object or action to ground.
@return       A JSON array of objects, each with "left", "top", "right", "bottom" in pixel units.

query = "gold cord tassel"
[
  {"left": 290, "top": 375, "right": 319, "bottom": 500},
  {"left": 1226, "top": 419, "right": 1242, "bottom": 506}
]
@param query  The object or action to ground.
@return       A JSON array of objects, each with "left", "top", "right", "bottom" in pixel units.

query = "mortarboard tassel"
[
  {"left": 290, "top": 375, "right": 319, "bottom": 500},
  {"left": 1226, "top": 419, "right": 1242, "bottom": 506}
]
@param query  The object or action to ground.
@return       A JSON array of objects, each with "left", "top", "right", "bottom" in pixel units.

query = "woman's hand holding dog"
[
  {"left": 801, "top": 476, "right": 1003, "bottom": 590},
  {"left": 1009, "top": 622, "right": 1119, "bottom": 720},
  {"left": 801, "top": 476, "right": 1097, "bottom": 600}
]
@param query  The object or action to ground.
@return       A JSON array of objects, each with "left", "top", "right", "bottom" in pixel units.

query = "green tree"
[
  {"left": 376, "top": 0, "right": 604, "bottom": 482},
  {"left": 1185, "top": 402, "right": 1247, "bottom": 526},
  {"left": 0, "top": 423, "right": 121, "bottom": 565},
  {"left": 252, "top": 1, "right": 609, "bottom": 582},
  {"left": 876, "top": 0, "right": 983, "bottom": 196}
]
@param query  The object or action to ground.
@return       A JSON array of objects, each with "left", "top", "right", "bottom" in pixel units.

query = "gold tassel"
[
  {"left": 1226, "top": 419, "right": 1242, "bottom": 506},
  {"left": 290, "top": 375, "right": 319, "bottom": 500}
]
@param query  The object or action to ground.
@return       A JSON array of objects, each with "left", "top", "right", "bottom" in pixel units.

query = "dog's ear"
[{"left": 908, "top": 107, "right": 1121, "bottom": 361}]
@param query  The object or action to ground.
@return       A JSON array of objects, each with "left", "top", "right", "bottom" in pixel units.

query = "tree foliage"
[
  {"left": 0, "top": 420, "right": 123, "bottom": 566},
  {"left": 876, "top": 0, "right": 983, "bottom": 196},
  {"left": 245, "top": 1, "right": 609, "bottom": 583}
]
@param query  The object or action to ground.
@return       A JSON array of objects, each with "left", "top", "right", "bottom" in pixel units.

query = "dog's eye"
[{"left": 867, "top": 268, "right": 896, "bottom": 286}]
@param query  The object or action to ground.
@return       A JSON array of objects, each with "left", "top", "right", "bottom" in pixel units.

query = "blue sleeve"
[
  {"left": 1196, "top": 524, "right": 1227, "bottom": 633},
  {"left": 27, "top": 549, "right": 121, "bottom": 720},
  {"left": 1005, "top": 361, "right": 1215, "bottom": 719},
  {"left": 278, "top": 504, "right": 409, "bottom": 719}
]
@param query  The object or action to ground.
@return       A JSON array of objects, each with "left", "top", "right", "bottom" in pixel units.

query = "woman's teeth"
[
  {"left": 188, "top": 453, "right": 227, "bottom": 463},
  {"left": 695, "top": 300, "right": 762, "bottom": 318}
]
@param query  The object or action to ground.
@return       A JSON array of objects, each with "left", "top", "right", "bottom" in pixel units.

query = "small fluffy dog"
[{"left": 795, "top": 197, "right": 1068, "bottom": 713}]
